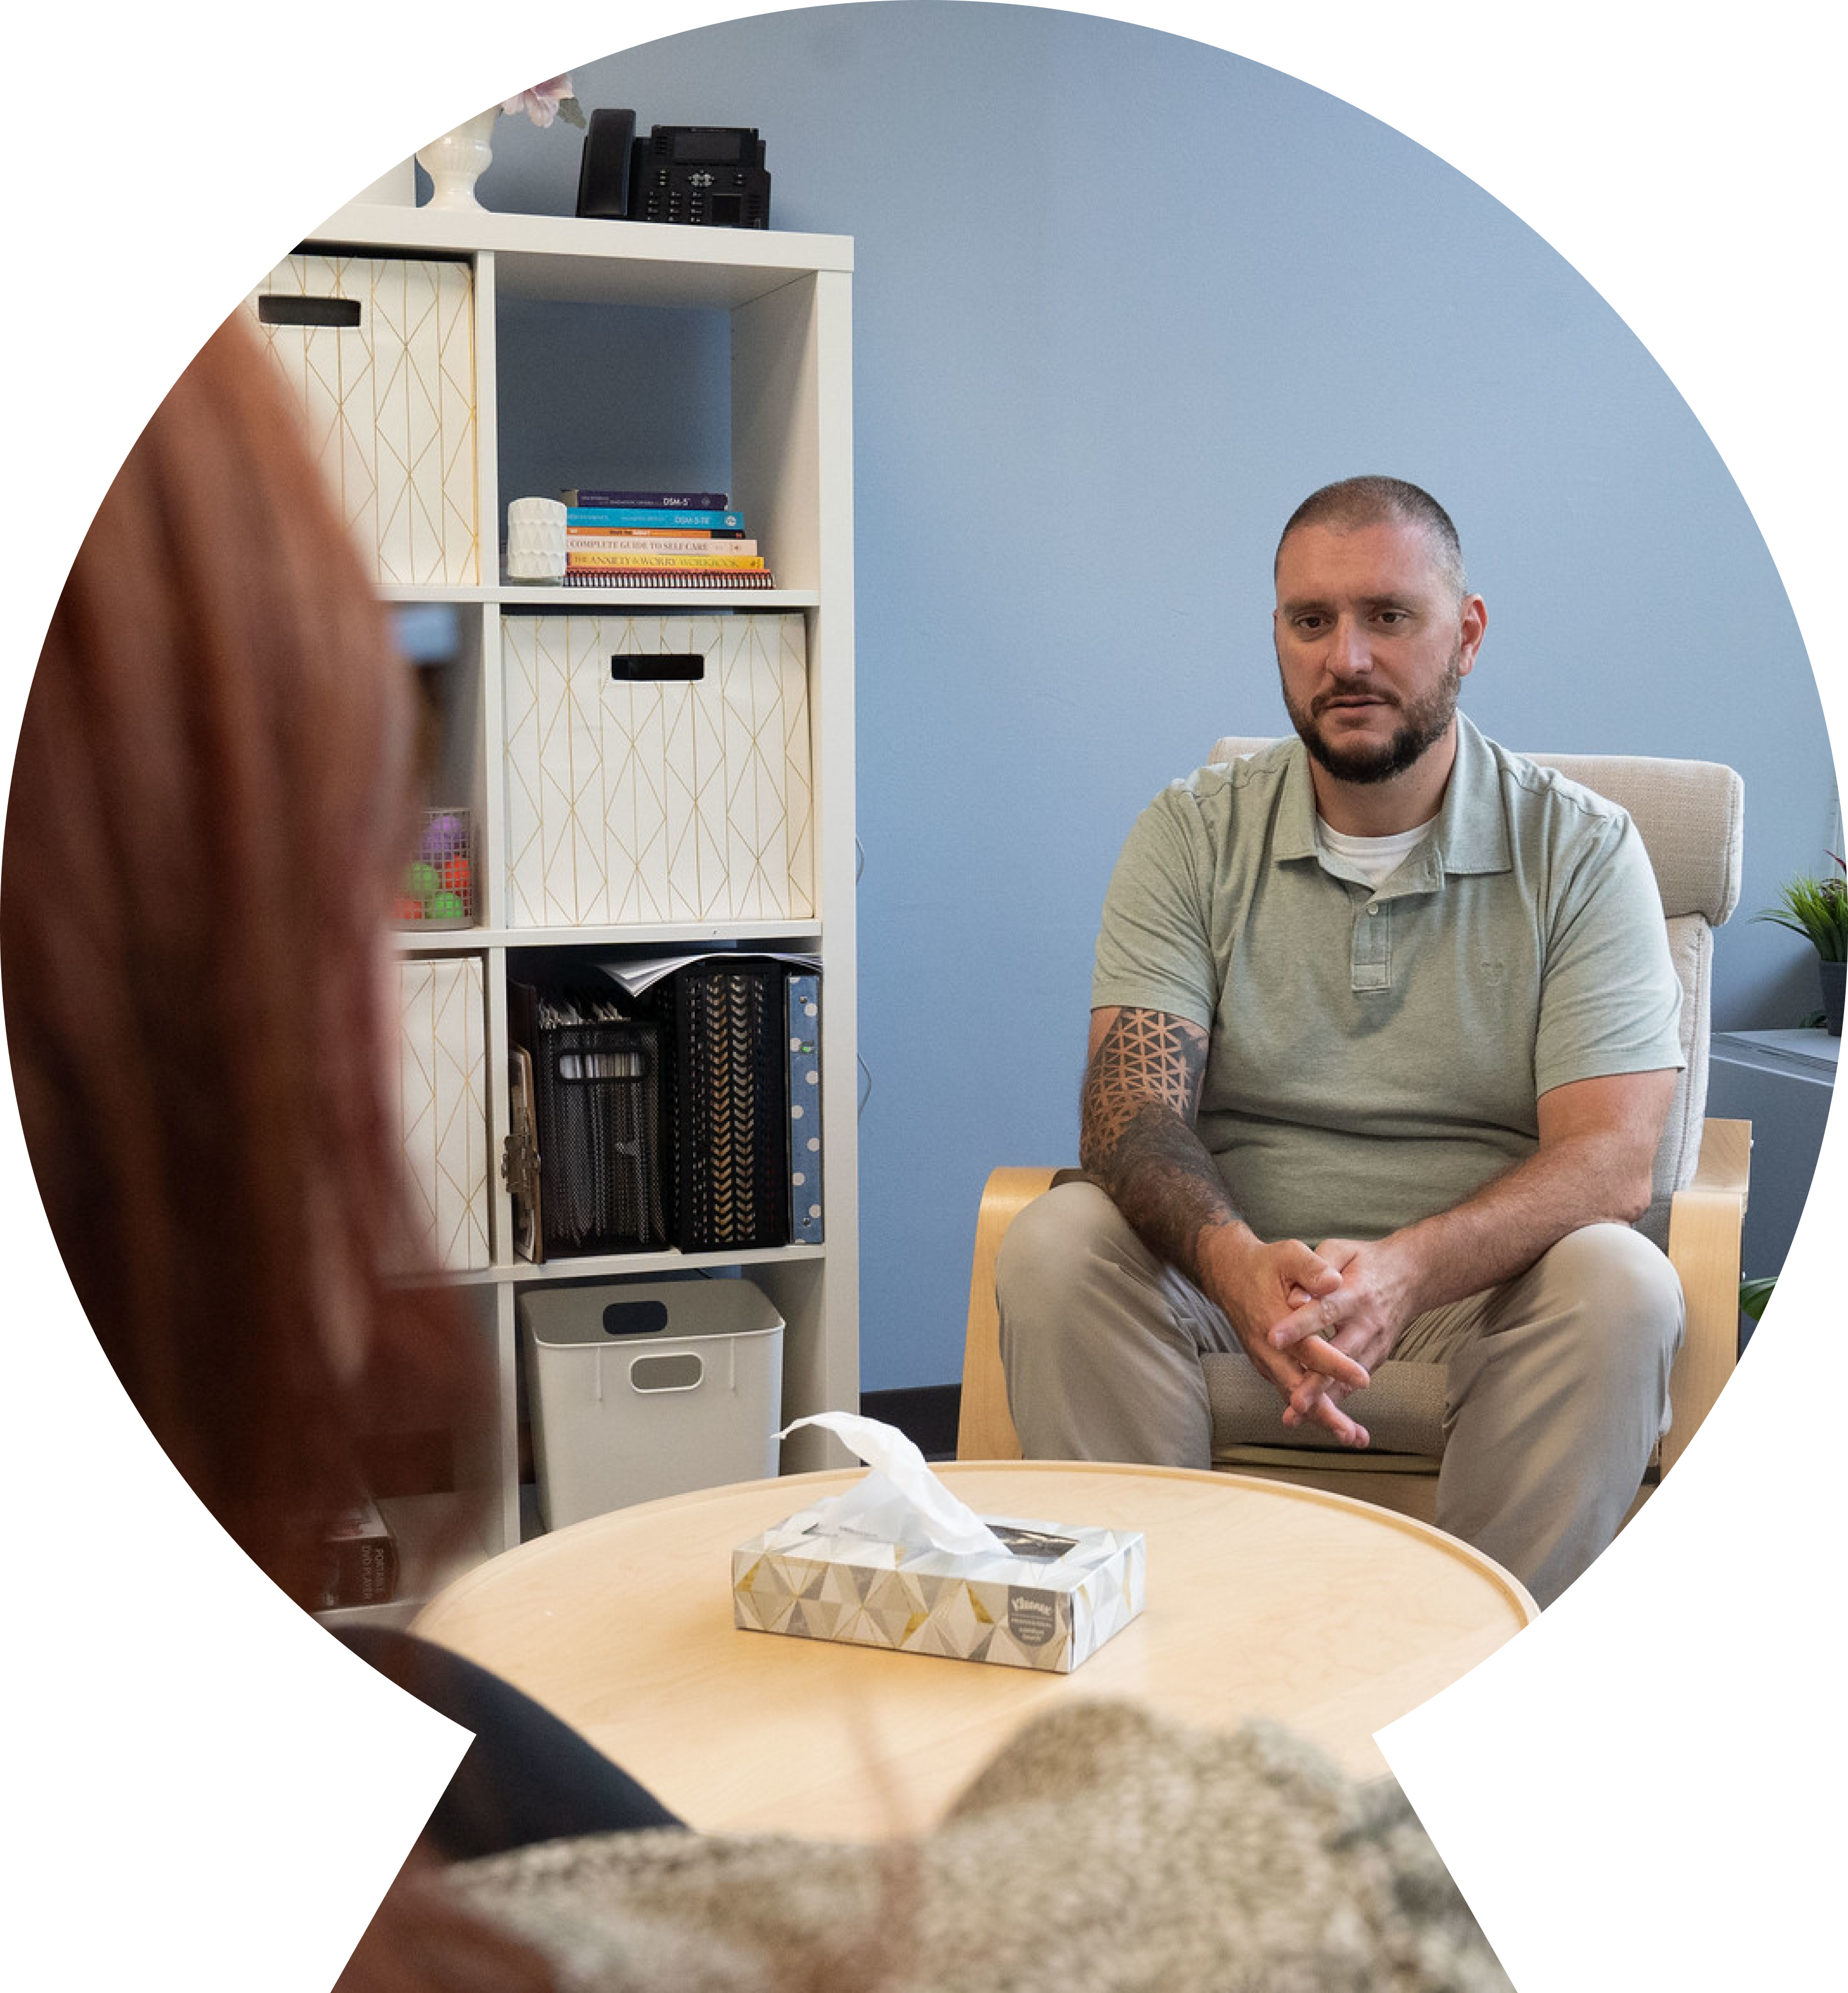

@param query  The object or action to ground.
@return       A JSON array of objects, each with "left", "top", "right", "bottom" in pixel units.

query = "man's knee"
[
  {"left": 1531, "top": 1222, "right": 1685, "bottom": 1374},
  {"left": 1540, "top": 1222, "right": 1682, "bottom": 1315},
  {"left": 995, "top": 1181, "right": 1217, "bottom": 1466},
  {"left": 996, "top": 1184, "right": 1122, "bottom": 1388},
  {"left": 995, "top": 1181, "right": 1123, "bottom": 1315}
]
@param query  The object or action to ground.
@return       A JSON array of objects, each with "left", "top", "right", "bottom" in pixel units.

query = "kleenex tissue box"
[
  {"left": 730, "top": 1412, "right": 1145, "bottom": 1672},
  {"left": 733, "top": 1506, "right": 1145, "bottom": 1671}
]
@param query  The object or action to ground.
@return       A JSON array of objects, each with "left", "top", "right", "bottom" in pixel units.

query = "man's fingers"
[
  {"left": 1281, "top": 1242, "right": 1342, "bottom": 1295},
  {"left": 1288, "top": 1345, "right": 1367, "bottom": 1409},
  {"left": 1276, "top": 1340, "right": 1370, "bottom": 1447},
  {"left": 1267, "top": 1291, "right": 1374, "bottom": 1386},
  {"left": 1273, "top": 1319, "right": 1368, "bottom": 1390},
  {"left": 1284, "top": 1384, "right": 1370, "bottom": 1447},
  {"left": 1254, "top": 1327, "right": 1366, "bottom": 1438},
  {"left": 1268, "top": 1291, "right": 1336, "bottom": 1350}
]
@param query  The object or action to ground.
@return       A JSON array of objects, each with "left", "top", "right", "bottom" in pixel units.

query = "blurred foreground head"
[{"left": 3, "top": 318, "right": 481, "bottom": 1609}]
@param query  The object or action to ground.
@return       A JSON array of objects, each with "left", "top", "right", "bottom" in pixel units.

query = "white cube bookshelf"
[{"left": 280, "top": 200, "right": 858, "bottom": 1609}]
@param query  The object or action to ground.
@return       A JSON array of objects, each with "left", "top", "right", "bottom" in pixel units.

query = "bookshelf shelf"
[
  {"left": 503, "top": 586, "right": 824, "bottom": 609},
  {"left": 392, "top": 918, "right": 828, "bottom": 954},
  {"left": 274, "top": 197, "right": 858, "bottom": 1618}
]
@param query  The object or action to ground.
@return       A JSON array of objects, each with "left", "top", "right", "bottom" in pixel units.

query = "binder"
[
  {"left": 508, "top": 980, "right": 666, "bottom": 1259},
  {"left": 786, "top": 972, "right": 824, "bottom": 1244},
  {"left": 634, "top": 957, "right": 822, "bottom": 1254},
  {"left": 644, "top": 959, "right": 789, "bottom": 1252}
]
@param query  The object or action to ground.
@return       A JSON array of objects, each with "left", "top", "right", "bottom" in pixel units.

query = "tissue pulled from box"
[
  {"left": 734, "top": 1412, "right": 1145, "bottom": 1671},
  {"left": 774, "top": 1410, "right": 1008, "bottom": 1554}
]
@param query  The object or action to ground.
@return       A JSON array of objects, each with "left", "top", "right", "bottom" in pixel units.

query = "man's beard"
[{"left": 1281, "top": 648, "right": 1462, "bottom": 786}]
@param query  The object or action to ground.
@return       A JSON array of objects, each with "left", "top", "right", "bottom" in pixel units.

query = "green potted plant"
[{"left": 1755, "top": 852, "right": 1847, "bottom": 1036}]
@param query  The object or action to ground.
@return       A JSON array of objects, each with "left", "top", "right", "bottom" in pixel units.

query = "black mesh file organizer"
[
  {"left": 509, "top": 981, "right": 666, "bottom": 1258},
  {"left": 641, "top": 958, "right": 792, "bottom": 1253}
]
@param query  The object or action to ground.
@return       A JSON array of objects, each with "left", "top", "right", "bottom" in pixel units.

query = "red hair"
[{"left": 3, "top": 317, "right": 486, "bottom": 1607}]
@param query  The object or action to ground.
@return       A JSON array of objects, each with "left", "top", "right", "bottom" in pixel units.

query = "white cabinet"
[
  {"left": 272, "top": 202, "right": 858, "bottom": 1610},
  {"left": 1707, "top": 1028, "right": 1837, "bottom": 1303}
]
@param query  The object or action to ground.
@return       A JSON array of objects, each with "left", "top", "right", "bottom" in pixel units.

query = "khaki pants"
[{"left": 995, "top": 1182, "right": 1684, "bottom": 1608}]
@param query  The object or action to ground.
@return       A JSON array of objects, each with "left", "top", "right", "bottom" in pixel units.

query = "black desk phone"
[{"left": 577, "top": 112, "right": 771, "bottom": 230}]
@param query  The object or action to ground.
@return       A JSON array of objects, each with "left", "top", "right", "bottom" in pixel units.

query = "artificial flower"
[{"left": 504, "top": 76, "right": 585, "bottom": 129}]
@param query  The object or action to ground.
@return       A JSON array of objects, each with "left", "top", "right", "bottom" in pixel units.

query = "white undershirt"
[{"left": 1316, "top": 816, "right": 1435, "bottom": 889}]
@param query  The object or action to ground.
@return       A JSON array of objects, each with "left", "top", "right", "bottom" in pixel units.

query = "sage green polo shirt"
[{"left": 1092, "top": 715, "right": 1684, "bottom": 1244}]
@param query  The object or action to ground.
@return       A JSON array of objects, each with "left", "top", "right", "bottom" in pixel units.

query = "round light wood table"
[{"left": 412, "top": 1461, "right": 1535, "bottom": 1841}]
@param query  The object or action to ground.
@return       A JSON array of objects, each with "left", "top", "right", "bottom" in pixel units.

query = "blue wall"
[
  {"left": 58, "top": 11, "right": 1818, "bottom": 1403},
  {"left": 475, "top": 2, "right": 1834, "bottom": 1391}
]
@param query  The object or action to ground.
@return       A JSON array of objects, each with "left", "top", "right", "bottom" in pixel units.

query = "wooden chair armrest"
[
  {"left": 956, "top": 1166, "right": 1065, "bottom": 1460},
  {"left": 1660, "top": 1118, "right": 1752, "bottom": 1475},
  {"left": 1689, "top": 1115, "right": 1751, "bottom": 1202}
]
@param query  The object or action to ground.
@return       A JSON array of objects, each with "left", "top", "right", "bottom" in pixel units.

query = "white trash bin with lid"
[{"left": 521, "top": 1278, "right": 785, "bottom": 1529}]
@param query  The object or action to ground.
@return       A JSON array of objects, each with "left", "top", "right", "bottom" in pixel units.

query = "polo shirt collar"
[
  {"left": 1428, "top": 713, "right": 1512, "bottom": 878},
  {"left": 1271, "top": 711, "right": 1512, "bottom": 892}
]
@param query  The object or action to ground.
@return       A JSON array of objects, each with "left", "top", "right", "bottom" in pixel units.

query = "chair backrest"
[{"left": 1209, "top": 737, "right": 1746, "bottom": 1246}]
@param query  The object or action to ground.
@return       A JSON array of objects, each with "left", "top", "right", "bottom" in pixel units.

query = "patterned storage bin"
[
  {"left": 501, "top": 613, "right": 814, "bottom": 926},
  {"left": 397, "top": 955, "right": 491, "bottom": 1271},
  {"left": 244, "top": 253, "right": 479, "bottom": 586}
]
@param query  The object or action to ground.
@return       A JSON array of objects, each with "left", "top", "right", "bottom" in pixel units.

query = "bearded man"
[{"left": 996, "top": 476, "right": 1686, "bottom": 1608}]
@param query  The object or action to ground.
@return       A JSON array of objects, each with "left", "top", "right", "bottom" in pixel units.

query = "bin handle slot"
[
  {"left": 611, "top": 653, "right": 705, "bottom": 682},
  {"left": 630, "top": 1352, "right": 704, "bottom": 1393},
  {"left": 602, "top": 1299, "right": 670, "bottom": 1336},
  {"left": 258, "top": 295, "right": 363, "bottom": 329}
]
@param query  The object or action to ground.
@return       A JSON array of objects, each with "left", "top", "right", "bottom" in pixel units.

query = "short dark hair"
[{"left": 1275, "top": 476, "right": 1467, "bottom": 599}]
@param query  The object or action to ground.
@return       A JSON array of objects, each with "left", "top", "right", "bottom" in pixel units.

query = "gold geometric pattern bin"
[
  {"left": 396, "top": 955, "right": 490, "bottom": 1271},
  {"left": 502, "top": 614, "right": 814, "bottom": 926},
  {"left": 734, "top": 1509, "right": 1146, "bottom": 1673},
  {"left": 243, "top": 253, "right": 479, "bottom": 586}
]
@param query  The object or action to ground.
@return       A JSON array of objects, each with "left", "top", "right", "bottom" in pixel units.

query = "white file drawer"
[
  {"left": 245, "top": 252, "right": 480, "bottom": 586},
  {"left": 502, "top": 613, "right": 814, "bottom": 926},
  {"left": 522, "top": 1279, "right": 785, "bottom": 1528}
]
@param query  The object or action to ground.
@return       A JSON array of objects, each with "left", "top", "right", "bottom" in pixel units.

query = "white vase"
[
  {"left": 506, "top": 497, "right": 567, "bottom": 581},
  {"left": 417, "top": 109, "right": 501, "bottom": 212}
]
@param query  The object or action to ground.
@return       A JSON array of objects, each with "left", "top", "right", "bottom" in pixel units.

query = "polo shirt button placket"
[{"left": 1351, "top": 898, "right": 1392, "bottom": 993}]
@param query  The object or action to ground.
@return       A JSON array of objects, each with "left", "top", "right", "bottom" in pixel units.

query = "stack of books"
[
  {"left": 319, "top": 1493, "right": 399, "bottom": 1610},
  {"left": 561, "top": 487, "right": 776, "bottom": 590}
]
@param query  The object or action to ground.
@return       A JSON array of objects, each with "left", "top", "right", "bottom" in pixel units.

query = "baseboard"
[{"left": 860, "top": 1383, "right": 961, "bottom": 1461}]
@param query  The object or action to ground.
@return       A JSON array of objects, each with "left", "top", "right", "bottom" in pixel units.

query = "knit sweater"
[{"left": 448, "top": 1699, "right": 1511, "bottom": 1992}]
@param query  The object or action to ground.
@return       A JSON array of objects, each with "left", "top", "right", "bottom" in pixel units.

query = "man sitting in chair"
[{"left": 997, "top": 476, "right": 1686, "bottom": 1609}]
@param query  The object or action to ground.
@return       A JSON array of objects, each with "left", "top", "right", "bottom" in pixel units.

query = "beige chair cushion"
[
  {"left": 1642, "top": 912, "right": 1712, "bottom": 1247},
  {"left": 1521, "top": 752, "right": 1743, "bottom": 925},
  {"left": 1207, "top": 1352, "right": 1449, "bottom": 1457}
]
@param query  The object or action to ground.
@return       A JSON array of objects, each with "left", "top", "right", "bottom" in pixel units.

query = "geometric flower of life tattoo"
[{"left": 1080, "top": 1008, "right": 1207, "bottom": 1159}]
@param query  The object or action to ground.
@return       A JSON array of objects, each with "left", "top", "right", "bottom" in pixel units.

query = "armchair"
[{"left": 959, "top": 742, "right": 1750, "bottom": 1520}]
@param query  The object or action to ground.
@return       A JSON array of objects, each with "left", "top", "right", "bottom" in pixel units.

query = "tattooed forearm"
[
  {"left": 1081, "top": 1008, "right": 1204, "bottom": 1152},
  {"left": 1080, "top": 1010, "right": 1235, "bottom": 1280}
]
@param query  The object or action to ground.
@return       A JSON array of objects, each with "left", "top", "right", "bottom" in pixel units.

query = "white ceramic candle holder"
[{"left": 507, "top": 497, "right": 568, "bottom": 581}]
